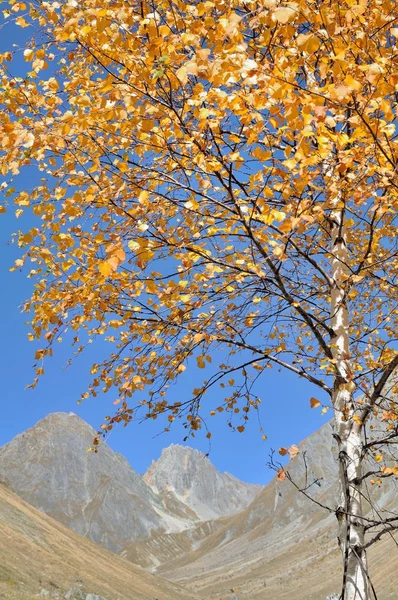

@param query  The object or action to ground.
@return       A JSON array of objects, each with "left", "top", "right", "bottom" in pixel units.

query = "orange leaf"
[
  {"left": 277, "top": 468, "right": 286, "bottom": 481},
  {"left": 310, "top": 397, "right": 321, "bottom": 409}
]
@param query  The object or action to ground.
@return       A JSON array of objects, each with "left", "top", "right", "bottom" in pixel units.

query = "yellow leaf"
[
  {"left": 344, "top": 381, "right": 356, "bottom": 393},
  {"left": 273, "top": 245, "right": 285, "bottom": 259},
  {"left": 176, "top": 61, "right": 198, "bottom": 85},
  {"left": 141, "top": 120, "right": 155, "bottom": 133},
  {"left": 272, "top": 5, "right": 297, "bottom": 24},
  {"left": 310, "top": 397, "right": 321, "bottom": 408},
  {"left": 136, "top": 248, "right": 155, "bottom": 268},
  {"left": 118, "top": 162, "right": 129, "bottom": 173},
  {"left": 375, "top": 455, "right": 383, "bottom": 463},
  {"left": 344, "top": 74, "right": 362, "bottom": 92},
  {"left": 80, "top": 25, "right": 91, "bottom": 36},
  {"left": 272, "top": 210, "right": 286, "bottom": 222},
  {"left": 23, "top": 48, "right": 34, "bottom": 61},
  {"left": 384, "top": 467, "right": 398, "bottom": 475},
  {"left": 184, "top": 199, "right": 199, "bottom": 210},
  {"left": 197, "top": 355, "right": 206, "bottom": 368},
  {"left": 138, "top": 190, "right": 149, "bottom": 204},
  {"left": 99, "top": 261, "right": 113, "bottom": 277},
  {"left": 16, "top": 16, "right": 29, "bottom": 27},
  {"left": 288, "top": 444, "right": 300, "bottom": 459},
  {"left": 23, "top": 132, "right": 35, "bottom": 148},
  {"left": 127, "top": 240, "right": 140, "bottom": 251},
  {"left": 297, "top": 34, "right": 321, "bottom": 53}
]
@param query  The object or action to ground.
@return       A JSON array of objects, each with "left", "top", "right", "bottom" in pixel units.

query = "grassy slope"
[
  {"left": 161, "top": 502, "right": 398, "bottom": 600},
  {"left": 0, "top": 482, "right": 201, "bottom": 600},
  {"left": 154, "top": 464, "right": 398, "bottom": 600}
]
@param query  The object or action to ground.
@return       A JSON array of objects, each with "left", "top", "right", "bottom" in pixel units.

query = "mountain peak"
[
  {"left": 160, "top": 443, "right": 206, "bottom": 459},
  {"left": 0, "top": 412, "right": 196, "bottom": 553},
  {"left": 39, "top": 411, "right": 81, "bottom": 419},
  {"left": 0, "top": 413, "right": 261, "bottom": 564},
  {"left": 144, "top": 444, "right": 261, "bottom": 521},
  {"left": 28, "top": 411, "right": 93, "bottom": 429}
]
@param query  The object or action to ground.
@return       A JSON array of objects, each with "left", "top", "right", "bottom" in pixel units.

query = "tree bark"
[
  {"left": 335, "top": 406, "right": 369, "bottom": 600},
  {"left": 330, "top": 191, "right": 369, "bottom": 600}
]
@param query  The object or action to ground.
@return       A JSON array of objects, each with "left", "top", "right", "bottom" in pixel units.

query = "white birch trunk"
[{"left": 330, "top": 200, "right": 369, "bottom": 600}]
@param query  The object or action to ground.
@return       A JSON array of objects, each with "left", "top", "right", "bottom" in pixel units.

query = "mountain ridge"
[
  {"left": 0, "top": 411, "right": 259, "bottom": 557},
  {"left": 0, "top": 412, "right": 198, "bottom": 553},
  {"left": 3, "top": 412, "right": 398, "bottom": 599},
  {"left": 144, "top": 441, "right": 261, "bottom": 521}
]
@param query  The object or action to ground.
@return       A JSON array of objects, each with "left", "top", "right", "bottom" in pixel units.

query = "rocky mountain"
[
  {"left": 155, "top": 422, "right": 340, "bottom": 598},
  {"left": 0, "top": 412, "right": 259, "bottom": 558},
  {"left": 144, "top": 443, "right": 261, "bottom": 520},
  {"left": 3, "top": 411, "right": 398, "bottom": 600},
  {"left": 119, "top": 422, "right": 339, "bottom": 575},
  {"left": 156, "top": 421, "right": 398, "bottom": 600},
  {"left": 0, "top": 412, "right": 199, "bottom": 553},
  {"left": 0, "top": 480, "right": 200, "bottom": 600}
]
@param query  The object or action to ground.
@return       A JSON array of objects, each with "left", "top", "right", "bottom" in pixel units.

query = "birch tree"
[{"left": 1, "top": 0, "right": 398, "bottom": 598}]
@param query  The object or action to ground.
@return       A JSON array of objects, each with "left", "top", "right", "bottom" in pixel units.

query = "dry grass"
[
  {"left": 0, "top": 482, "right": 201, "bottom": 600},
  {"left": 156, "top": 476, "right": 398, "bottom": 600},
  {"left": 161, "top": 509, "right": 398, "bottom": 600}
]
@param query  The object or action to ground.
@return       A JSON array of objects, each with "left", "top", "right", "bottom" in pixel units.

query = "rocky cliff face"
[
  {"left": 132, "top": 422, "right": 339, "bottom": 578},
  {"left": 0, "top": 412, "right": 259, "bottom": 556},
  {"left": 144, "top": 444, "right": 261, "bottom": 520},
  {"left": 0, "top": 412, "right": 198, "bottom": 552}
]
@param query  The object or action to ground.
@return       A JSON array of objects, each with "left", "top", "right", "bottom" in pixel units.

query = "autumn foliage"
[
  {"left": 0, "top": 0, "right": 397, "bottom": 433},
  {"left": 2, "top": 0, "right": 398, "bottom": 597},
  {"left": 1, "top": 0, "right": 398, "bottom": 433},
  {"left": 1, "top": 0, "right": 396, "bottom": 431}
]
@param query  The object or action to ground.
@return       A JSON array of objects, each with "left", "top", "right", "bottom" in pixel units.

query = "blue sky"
[{"left": 0, "top": 13, "right": 329, "bottom": 485}]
